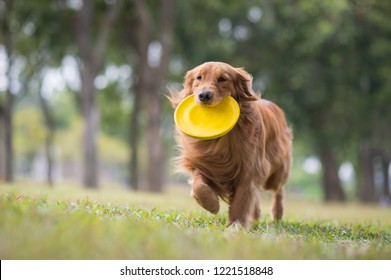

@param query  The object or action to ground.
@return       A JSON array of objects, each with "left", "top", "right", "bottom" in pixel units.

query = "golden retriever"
[{"left": 170, "top": 62, "right": 292, "bottom": 227}]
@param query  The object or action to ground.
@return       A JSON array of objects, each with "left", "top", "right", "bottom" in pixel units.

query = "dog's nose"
[{"left": 198, "top": 91, "right": 213, "bottom": 103}]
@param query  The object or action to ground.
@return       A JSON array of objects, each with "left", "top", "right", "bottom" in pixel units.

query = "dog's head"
[{"left": 180, "top": 62, "right": 258, "bottom": 107}]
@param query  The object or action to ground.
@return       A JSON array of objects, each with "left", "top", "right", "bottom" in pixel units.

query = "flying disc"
[{"left": 174, "top": 94, "right": 240, "bottom": 140}]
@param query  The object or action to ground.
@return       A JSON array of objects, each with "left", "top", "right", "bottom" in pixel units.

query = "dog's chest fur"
[{"left": 178, "top": 103, "right": 267, "bottom": 201}]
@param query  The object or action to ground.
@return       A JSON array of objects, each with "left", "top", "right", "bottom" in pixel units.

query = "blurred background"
[{"left": 0, "top": 0, "right": 390, "bottom": 205}]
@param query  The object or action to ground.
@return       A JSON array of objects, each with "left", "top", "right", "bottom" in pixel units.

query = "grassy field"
[{"left": 0, "top": 183, "right": 390, "bottom": 259}]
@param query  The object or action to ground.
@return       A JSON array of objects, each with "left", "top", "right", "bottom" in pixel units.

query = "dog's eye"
[
  {"left": 196, "top": 75, "right": 202, "bottom": 81},
  {"left": 217, "top": 76, "right": 227, "bottom": 82}
]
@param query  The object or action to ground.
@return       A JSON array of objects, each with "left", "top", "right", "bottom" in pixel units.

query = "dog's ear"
[
  {"left": 234, "top": 67, "right": 258, "bottom": 103},
  {"left": 168, "top": 69, "right": 195, "bottom": 108},
  {"left": 182, "top": 69, "right": 195, "bottom": 98}
]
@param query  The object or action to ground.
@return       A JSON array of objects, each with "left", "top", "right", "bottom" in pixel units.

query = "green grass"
[{"left": 0, "top": 183, "right": 390, "bottom": 259}]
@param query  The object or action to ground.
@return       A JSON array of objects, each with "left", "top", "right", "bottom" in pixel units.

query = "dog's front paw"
[
  {"left": 191, "top": 183, "right": 220, "bottom": 214},
  {"left": 226, "top": 221, "right": 244, "bottom": 233},
  {"left": 227, "top": 216, "right": 250, "bottom": 228}
]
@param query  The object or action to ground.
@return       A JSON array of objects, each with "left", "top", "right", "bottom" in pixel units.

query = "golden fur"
[{"left": 170, "top": 62, "right": 292, "bottom": 227}]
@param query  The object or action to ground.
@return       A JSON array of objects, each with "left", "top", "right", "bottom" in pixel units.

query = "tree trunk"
[
  {"left": 76, "top": 0, "right": 98, "bottom": 188},
  {"left": 357, "top": 144, "right": 377, "bottom": 202},
  {"left": 44, "top": 133, "right": 55, "bottom": 186},
  {"left": 38, "top": 82, "right": 55, "bottom": 187},
  {"left": 318, "top": 145, "right": 345, "bottom": 202},
  {"left": 129, "top": 89, "right": 141, "bottom": 190},
  {"left": 146, "top": 91, "right": 164, "bottom": 192},
  {"left": 82, "top": 100, "right": 99, "bottom": 188},
  {"left": 79, "top": 63, "right": 99, "bottom": 188},
  {"left": 75, "top": 0, "right": 122, "bottom": 188},
  {"left": 0, "top": 0, "right": 15, "bottom": 183},
  {"left": 0, "top": 107, "right": 3, "bottom": 180},
  {"left": 131, "top": 0, "right": 174, "bottom": 192},
  {"left": 128, "top": 0, "right": 150, "bottom": 191},
  {"left": 380, "top": 152, "right": 390, "bottom": 204},
  {"left": 371, "top": 149, "right": 390, "bottom": 204},
  {"left": 3, "top": 89, "right": 13, "bottom": 182}
]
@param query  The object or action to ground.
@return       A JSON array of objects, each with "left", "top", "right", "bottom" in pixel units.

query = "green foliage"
[
  {"left": 0, "top": 184, "right": 390, "bottom": 259},
  {"left": 56, "top": 117, "right": 128, "bottom": 163},
  {"left": 14, "top": 107, "right": 47, "bottom": 157},
  {"left": 98, "top": 131, "right": 129, "bottom": 164},
  {"left": 51, "top": 90, "right": 79, "bottom": 130},
  {"left": 98, "top": 81, "right": 130, "bottom": 141}
]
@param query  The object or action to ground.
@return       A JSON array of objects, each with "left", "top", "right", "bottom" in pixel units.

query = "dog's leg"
[
  {"left": 251, "top": 185, "right": 261, "bottom": 221},
  {"left": 265, "top": 178, "right": 286, "bottom": 221},
  {"left": 228, "top": 184, "right": 257, "bottom": 227},
  {"left": 191, "top": 171, "right": 220, "bottom": 214},
  {"left": 264, "top": 163, "right": 289, "bottom": 221},
  {"left": 271, "top": 188, "right": 284, "bottom": 220}
]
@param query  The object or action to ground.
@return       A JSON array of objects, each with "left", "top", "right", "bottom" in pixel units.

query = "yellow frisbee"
[{"left": 174, "top": 94, "right": 240, "bottom": 140}]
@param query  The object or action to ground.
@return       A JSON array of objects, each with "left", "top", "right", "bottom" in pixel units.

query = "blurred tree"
[
  {"left": 173, "top": 1, "right": 245, "bottom": 68},
  {"left": 248, "top": 0, "right": 391, "bottom": 203},
  {"left": 0, "top": 0, "right": 46, "bottom": 182},
  {"left": 14, "top": 107, "right": 47, "bottom": 164},
  {"left": 0, "top": 90, "right": 3, "bottom": 178},
  {"left": 125, "top": 0, "right": 175, "bottom": 192},
  {"left": 256, "top": 1, "right": 349, "bottom": 201},
  {"left": 23, "top": 6, "right": 61, "bottom": 186},
  {"left": 74, "top": 0, "right": 122, "bottom": 188},
  {"left": 0, "top": 0, "right": 15, "bottom": 182},
  {"left": 37, "top": 77, "right": 55, "bottom": 186},
  {"left": 10, "top": 0, "right": 71, "bottom": 186},
  {"left": 349, "top": 0, "right": 391, "bottom": 203}
]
